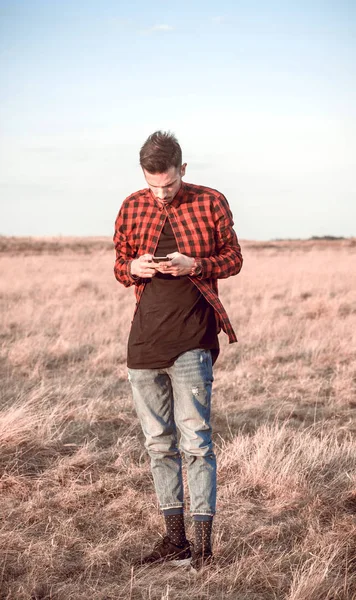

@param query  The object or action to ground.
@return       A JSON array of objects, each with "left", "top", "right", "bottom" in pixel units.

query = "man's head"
[{"left": 140, "top": 131, "right": 187, "bottom": 203}]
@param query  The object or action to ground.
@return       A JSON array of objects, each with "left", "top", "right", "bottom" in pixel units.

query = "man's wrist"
[
  {"left": 189, "top": 258, "right": 202, "bottom": 277},
  {"left": 129, "top": 260, "right": 139, "bottom": 280}
]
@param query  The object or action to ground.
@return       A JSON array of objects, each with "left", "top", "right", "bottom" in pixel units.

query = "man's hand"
[
  {"left": 130, "top": 254, "right": 157, "bottom": 278},
  {"left": 156, "top": 252, "right": 194, "bottom": 277}
]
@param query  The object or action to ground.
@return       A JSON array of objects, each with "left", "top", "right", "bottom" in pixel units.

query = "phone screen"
[{"left": 152, "top": 256, "right": 170, "bottom": 263}]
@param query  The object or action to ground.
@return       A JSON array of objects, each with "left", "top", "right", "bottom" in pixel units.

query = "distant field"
[
  {"left": 0, "top": 237, "right": 355, "bottom": 599},
  {"left": 1, "top": 234, "right": 355, "bottom": 255}
]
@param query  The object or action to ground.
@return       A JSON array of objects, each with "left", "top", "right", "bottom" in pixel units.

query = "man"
[{"left": 113, "top": 131, "right": 243, "bottom": 570}]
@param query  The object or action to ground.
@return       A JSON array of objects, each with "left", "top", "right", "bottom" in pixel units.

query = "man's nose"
[{"left": 156, "top": 188, "right": 168, "bottom": 199}]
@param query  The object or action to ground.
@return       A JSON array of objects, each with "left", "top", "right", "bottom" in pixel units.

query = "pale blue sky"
[{"left": 1, "top": 0, "right": 355, "bottom": 239}]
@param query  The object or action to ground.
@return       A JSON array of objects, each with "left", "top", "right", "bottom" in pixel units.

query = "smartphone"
[{"left": 152, "top": 256, "right": 170, "bottom": 263}]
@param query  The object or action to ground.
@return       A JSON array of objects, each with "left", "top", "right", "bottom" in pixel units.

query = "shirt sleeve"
[
  {"left": 113, "top": 205, "right": 140, "bottom": 287},
  {"left": 199, "top": 194, "right": 243, "bottom": 280}
]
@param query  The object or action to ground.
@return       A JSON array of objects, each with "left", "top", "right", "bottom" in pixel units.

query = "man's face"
[{"left": 143, "top": 164, "right": 187, "bottom": 204}]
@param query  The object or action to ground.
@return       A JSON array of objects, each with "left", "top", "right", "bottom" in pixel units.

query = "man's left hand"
[{"left": 159, "top": 252, "right": 194, "bottom": 277}]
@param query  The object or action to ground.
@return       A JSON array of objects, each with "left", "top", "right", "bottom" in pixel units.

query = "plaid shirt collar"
[{"left": 148, "top": 182, "right": 186, "bottom": 210}]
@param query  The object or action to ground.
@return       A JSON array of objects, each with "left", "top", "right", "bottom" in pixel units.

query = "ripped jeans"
[{"left": 128, "top": 349, "right": 216, "bottom": 516}]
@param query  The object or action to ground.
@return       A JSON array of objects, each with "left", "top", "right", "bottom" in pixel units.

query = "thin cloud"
[
  {"left": 150, "top": 24, "right": 174, "bottom": 32},
  {"left": 211, "top": 16, "right": 225, "bottom": 24}
]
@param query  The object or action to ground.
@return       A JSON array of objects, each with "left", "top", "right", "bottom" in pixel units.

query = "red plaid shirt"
[{"left": 113, "top": 182, "right": 243, "bottom": 343}]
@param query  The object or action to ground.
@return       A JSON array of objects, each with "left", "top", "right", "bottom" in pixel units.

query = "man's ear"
[{"left": 180, "top": 163, "right": 187, "bottom": 177}]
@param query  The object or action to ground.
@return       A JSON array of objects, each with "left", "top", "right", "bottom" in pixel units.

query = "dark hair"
[{"left": 139, "top": 130, "right": 182, "bottom": 173}]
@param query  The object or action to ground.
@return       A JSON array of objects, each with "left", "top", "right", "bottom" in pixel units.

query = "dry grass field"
[{"left": 0, "top": 236, "right": 356, "bottom": 600}]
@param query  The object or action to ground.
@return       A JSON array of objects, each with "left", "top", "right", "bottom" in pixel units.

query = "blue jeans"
[{"left": 128, "top": 349, "right": 216, "bottom": 516}]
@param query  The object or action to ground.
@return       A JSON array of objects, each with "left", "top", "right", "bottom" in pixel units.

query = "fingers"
[
  {"left": 137, "top": 268, "right": 156, "bottom": 278},
  {"left": 154, "top": 261, "right": 173, "bottom": 274},
  {"left": 135, "top": 255, "right": 156, "bottom": 277},
  {"left": 159, "top": 266, "right": 180, "bottom": 276},
  {"left": 141, "top": 266, "right": 157, "bottom": 277},
  {"left": 133, "top": 253, "right": 188, "bottom": 278},
  {"left": 154, "top": 261, "right": 172, "bottom": 268}
]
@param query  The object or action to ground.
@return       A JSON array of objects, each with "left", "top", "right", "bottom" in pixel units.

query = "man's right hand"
[{"left": 130, "top": 254, "right": 156, "bottom": 278}]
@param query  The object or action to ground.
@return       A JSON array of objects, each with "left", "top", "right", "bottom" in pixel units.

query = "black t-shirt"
[{"left": 127, "top": 218, "right": 219, "bottom": 369}]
